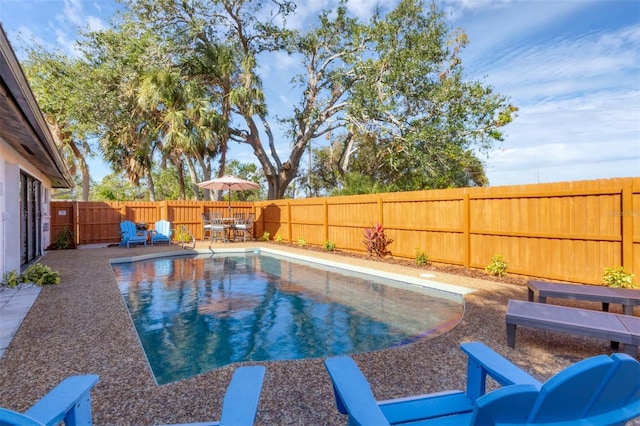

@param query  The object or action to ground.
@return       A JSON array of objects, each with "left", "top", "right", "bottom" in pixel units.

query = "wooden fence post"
[
  {"left": 463, "top": 193, "right": 470, "bottom": 268},
  {"left": 621, "top": 183, "right": 634, "bottom": 271}
]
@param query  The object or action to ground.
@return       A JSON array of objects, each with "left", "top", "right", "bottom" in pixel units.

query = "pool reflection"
[{"left": 113, "top": 253, "right": 463, "bottom": 384}]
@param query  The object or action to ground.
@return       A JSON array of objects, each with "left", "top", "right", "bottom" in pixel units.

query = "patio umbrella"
[{"left": 196, "top": 175, "right": 260, "bottom": 213}]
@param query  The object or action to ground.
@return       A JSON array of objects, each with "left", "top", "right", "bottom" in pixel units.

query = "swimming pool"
[{"left": 112, "top": 250, "right": 465, "bottom": 384}]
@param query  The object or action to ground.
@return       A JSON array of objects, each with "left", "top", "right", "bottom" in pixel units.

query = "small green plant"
[
  {"left": 323, "top": 240, "right": 336, "bottom": 251},
  {"left": 2, "top": 270, "right": 20, "bottom": 288},
  {"left": 363, "top": 223, "right": 394, "bottom": 257},
  {"left": 54, "top": 226, "right": 75, "bottom": 249},
  {"left": 22, "top": 263, "right": 61, "bottom": 286},
  {"left": 602, "top": 266, "right": 637, "bottom": 288},
  {"left": 274, "top": 233, "right": 284, "bottom": 243},
  {"left": 485, "top": 255, "right": 508, "bottom": 277},
  {"left": 415, "top": 248, "right": 429, "bottom": 266},
  {"left": 174, "top": 226, "right": 191, "bottom": 243},
  {"left": 297, "top": 236, "right": 307, "bottom": 247},
  {"left": 260, "top": 231, "right": 270, "bottom": 241},
  {"left": 1, "top": 263, "right": 61, "bottom": 288}
]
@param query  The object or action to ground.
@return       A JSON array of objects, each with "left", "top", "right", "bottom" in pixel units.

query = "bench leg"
[
  {"left": 527, "top": 288, "right": 534, "bottom": 302},
  {"left": 623, "top": 344, "right": 638, "bottom": 357},
  {"left": 506, "top": 323, "right": 516, "bottom": 348}
]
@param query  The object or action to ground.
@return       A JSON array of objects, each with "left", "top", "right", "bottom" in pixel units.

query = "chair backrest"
[
  {"left": 246, "top": 213, "right": 255, "bottom": 225},
  {"left": 472, "top": 353, "right": 640, "bottom": 425},
  {"left": 154, "top": 220, "right": 171, "bottom": 236},
  {"left": 120, "top": 221, "right": 136, "bottom": 235}
]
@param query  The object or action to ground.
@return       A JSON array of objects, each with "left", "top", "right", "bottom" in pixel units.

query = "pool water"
[{"left": 113, "top": 252, "right": 463, "bottom": 385}]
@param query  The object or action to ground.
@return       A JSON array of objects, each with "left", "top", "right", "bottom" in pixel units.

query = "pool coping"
[{"left": 109, "top": 246, "right": 475, "bottom": 299}]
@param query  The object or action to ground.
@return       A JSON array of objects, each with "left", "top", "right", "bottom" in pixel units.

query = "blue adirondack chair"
[
  {"left": 120, "top": 220, "right": 147, "bottom": 248},
  {"left": 0, "top": 375, "right": 98, "bottom": 425},
  {"left": 0, "top": 366, "right": 265, "bottom": 426},
  {"left": 150, "top": 220, "right": 172, "bottom": 245},
  {"left": 324, "top": 342, "right": 640, "bottom": 426}
]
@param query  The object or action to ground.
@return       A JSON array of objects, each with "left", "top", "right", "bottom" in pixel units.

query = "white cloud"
[{"left": 484, "top": 90, "right": 640, "bottom": 185}]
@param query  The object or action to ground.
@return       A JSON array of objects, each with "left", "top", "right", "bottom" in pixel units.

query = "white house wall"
[{"left": 0, "top": 135, "right": 52, "bottom": 276}]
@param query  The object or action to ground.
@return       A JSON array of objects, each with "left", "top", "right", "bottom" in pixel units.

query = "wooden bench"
[
  {"left": 527, "top": 280, "right": 640, "bottom": 316},
  {"left": 506, "top": 300, "right": 640, "bottom": 356}
]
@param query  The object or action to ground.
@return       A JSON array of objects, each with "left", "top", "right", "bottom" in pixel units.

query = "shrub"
[
  {"left": 602, "top": 266, "right": 637, "bottom": 288},
  {"left": 22, "top": 263, "right": 61, "bottom": 286},
  {"left": 297, "top": 236, "right": 307, "bottom": 247},
  {"left": 174, "top": 226, "right": 192, "bottom": 243},
  {"left": 1, "top": 263, "right": 61, "bottom": 288},
  {"left": 54, "top": 226, "right": 75, "bottom": 249},
  {"left": 323, "top": 240, "right": 336, "bottom": 251},
  {"left": 485, "top": 255, "right": 508, "bottom": 277},
  {"left": 363, "top": 223, "right": 394, "bottom": 257},
  {"left": 260, "top": 231, "right": 270, "bottom": 241},
  {"left": 274, "top": 233, "right": 284, "bottom": 243},
  {"left": 2, "top": 270, "right": 20, "bottom": 288},
  {"left": 415, "top": 248, "right": 429, "bottom": 266}
]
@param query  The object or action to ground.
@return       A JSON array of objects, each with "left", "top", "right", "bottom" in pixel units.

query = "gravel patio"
[{"left": 0, "top": 242, "right": 634, "bottom": 425}]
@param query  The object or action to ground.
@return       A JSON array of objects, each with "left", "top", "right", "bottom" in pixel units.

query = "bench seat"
[
  {"left": 527, "top": 280, "right": 640, "bottom": 315},
  {"left": 506, "top": 300, "right": 640, "bottom": 356}
]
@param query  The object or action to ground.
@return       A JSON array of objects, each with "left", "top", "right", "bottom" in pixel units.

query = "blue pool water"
[{"left": 113, "top": 252, "right": 463, "bottom": 384}]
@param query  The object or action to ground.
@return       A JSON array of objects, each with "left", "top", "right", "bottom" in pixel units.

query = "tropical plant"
[
  {"left": 54, "top": 226, "right": 75, "bottom": 249},
  {"left": 415, "top": 248, "right": 429, "bottom": 266},
  {"left": 274, "top": 234, "right": 284, "bottom": 243},
  {"left": 297, "top": 236, "right": 307, "bottom": 247},
  {"left": 602, "top": 266, "right": 637, "bottom": 288},
  {"left": 2, "top": 270, "right": 20, "bottom": 288},
  {"left": 35, "top": 0, "right": 511, "bottom": 201},
  {"left": 485, "top": 255, "right": 508, "bottom": 277},
  {"left": 2, "top": 264, "right": 61, "bottom": 288},
  {"left": 22, "top": 263, "right": 61, "bottom": 286},
  {"left": 323, "top": 240, "right": 336, "bottom": 251},
  {"left": 363, "top": 223, "right": 394, "bottom": 257},
  {"left": 260, "top": 231, "right": 270, "bottom": 241}
]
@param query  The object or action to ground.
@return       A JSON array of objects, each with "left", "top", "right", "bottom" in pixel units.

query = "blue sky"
[{"left": 1, "top": 0, "right": 638, "bottom": 187}]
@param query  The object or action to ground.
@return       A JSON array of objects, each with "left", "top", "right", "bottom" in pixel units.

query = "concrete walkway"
[{"left": 0, "top": 285, "right": 40, "bottom": 359}]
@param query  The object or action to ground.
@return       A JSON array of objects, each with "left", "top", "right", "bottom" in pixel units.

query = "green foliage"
[
  {"left": 2, "top": 264, "right": 61, "bottom": 288},
  {"left": 2, "top": 270, "right": 20, "bottom": 288},
  {"left": 485, "top": 255, "right": 508, "bottom": 277},
  {"left": 260, "top": 231, "right": 271, "bottom": 241},
  {"left": 173, "top": 226, "right": 192, "bottom": 243},
  {"left": 297, "top": 236, "right": 307, "bottom": 247},
  {"left": 363, "top": 223, "right": 394, "bottom": 257},
  {"left": 602, "top": 266, "right": 637, "bottom": 288},
  {"left": 415, "top": 248, "right": 429, "bottom": 266},
  {"left": 25, "top": 0, "right": 516, "bottom": 200},
  {"left": 54, "top": 226, "right": 75, "bottom": 249},
  {"left": 323, "top": 240, "right": 336, "bottom": 251},
  {"left": 274, "top": 234, "right": 284, "bottom": 243}
]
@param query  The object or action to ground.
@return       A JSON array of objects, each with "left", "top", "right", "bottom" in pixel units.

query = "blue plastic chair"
[
  {"left": 0, "top": 367, "right": 265, "bottom": 426},
  {"left": 119, "top": 220, "right": 147, "bottom": 248},
  {"left": 0, "top": 375, "right": 98, "bottom": 425},
  {"left": 150, "top": 220, "right": 172, "bottom": 245},
  {"left": 324, "top": 342, "right": 640, "bottom": 425}
]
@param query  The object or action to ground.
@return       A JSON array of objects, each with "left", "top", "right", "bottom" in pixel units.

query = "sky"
[{"left": 0, "top": 0, "right": 638, "bottom": 188}]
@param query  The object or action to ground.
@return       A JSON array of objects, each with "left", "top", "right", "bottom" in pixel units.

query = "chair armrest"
[
  {"left": 324, "top": 357, "right": 391, "bottom": 426},
  {"left": 24, "top": 375, "right": 99, "bottom": 426},
  {"left": 219, "top": 366, "right": 266, "bottom": 426},
  {"left": 460, "top": 342, "right": 541, "bottom": 401}
]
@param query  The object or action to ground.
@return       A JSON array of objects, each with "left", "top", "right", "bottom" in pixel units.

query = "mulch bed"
[{"left": 272, "top": 242, "right": 529, "bottom": 286}]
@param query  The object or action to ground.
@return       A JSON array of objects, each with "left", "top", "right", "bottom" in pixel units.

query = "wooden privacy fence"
[
  {"left": 52, "top": 177, "right": 640, "bottom": 285},
  {"left": 50, "top": 200, "right": 255, "bottom": 245}
]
